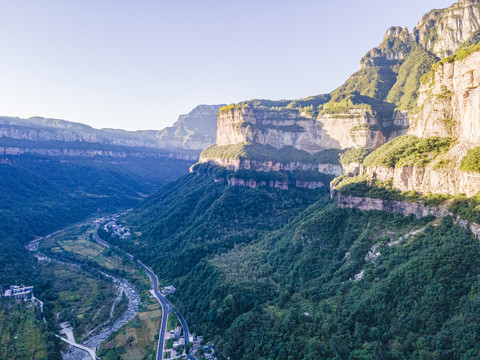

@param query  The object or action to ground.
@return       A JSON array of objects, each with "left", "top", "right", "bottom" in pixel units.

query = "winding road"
[{"left": 94, "top": 224, "right": 198, "bottom": 360}]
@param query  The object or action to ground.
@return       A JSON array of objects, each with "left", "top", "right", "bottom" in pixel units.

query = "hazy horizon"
[{"left": 0, "top": 0, "right": 455, "bottom": 131}]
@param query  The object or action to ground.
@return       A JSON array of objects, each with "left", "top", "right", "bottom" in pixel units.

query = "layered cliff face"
[
  {"left": 409, "top": 48, "right": 480, "bottom": 141},
  {"left": 217, "top": 105, "right": 391, "bottom": 152},
  {"left": 156, "top": 104, "right": 224, "bottom": 150},
  {"left": 201, "top": 0, "right": 480, "bottom": 183},
  {"left": 355, "top": 44, "right": 480, "bottom": 198},
  {"left": 414, "top": 0, "right": 480, "bottom": 58},
  {"left": 216, "top": 106, "right": 324, "bottom": 152},
  {"left": 0, "top": 104, "right": 222, "bottom": 155}
]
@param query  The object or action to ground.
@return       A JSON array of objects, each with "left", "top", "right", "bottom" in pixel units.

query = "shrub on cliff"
[
  {"left": 339, "top": 147, "right": 371, "bottom": 165},
  {"left": 460, "top": 146, "right": 480, "bottom": 173}
]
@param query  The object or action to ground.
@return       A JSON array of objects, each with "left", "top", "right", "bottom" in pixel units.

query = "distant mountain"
[
  {"left": 0, "top": 104, "right": 224, "bottom": 156},
  {"left": 0, "top": 104, "right": 224, "bottom": 286}
]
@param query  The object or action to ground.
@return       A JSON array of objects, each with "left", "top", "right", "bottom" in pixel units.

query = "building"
[
  {"left": 163, "top": 285, "right": 176, "bottom": 295},
  {"left": 174, "top": 326, "right": 182, "bottom": 338},
  {"left": 4, "top": 285, "right": 33, "bottom": 299}
]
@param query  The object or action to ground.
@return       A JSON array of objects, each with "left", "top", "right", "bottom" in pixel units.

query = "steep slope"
[
  {"left": 340, "top": 43, "right": 480, "bottom": 198},
  {"left": 108, "top": 169, "right": 480, "bottom": 359},
  {"left": 155, "top": 104, "right": 225, "bottom": 150}
]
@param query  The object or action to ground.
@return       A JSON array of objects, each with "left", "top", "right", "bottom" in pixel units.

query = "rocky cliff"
[
  {"left": 216, "top": 106, "right": 324, "bottom": 152},
  {"left": 199, "top": 157, "right": 343, "bottom": 176},
  {"left": 409, "top": 47, "right": 480, "bottom": 141},
  {"left": 359, "top": 44, "right": 480, "bottom": 197},
  {"left": 414, "top": 0, "right": 480, "bottom": 58},
  {"left": 209, "top": 0, "right": 480, "bottom": 174},
  {"left": 333, "top": 192, "right": 480, "bottom": 238},
  {"left": 156, "top": 104, "right": 224, "bottom": 150},
  {"left": 0, "top": 104, "right": 222, "bottom": 155}
]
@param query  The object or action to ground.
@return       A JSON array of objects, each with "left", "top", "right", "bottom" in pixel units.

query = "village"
[
  {"left": 160, "top": 285, "right": 217, "bottom": 360},
  {"left": 102, "top": 221, "right": 131, "bottom": 239},
  {"left": 163, "top": 317, "right": 217, "bottom": 360}
]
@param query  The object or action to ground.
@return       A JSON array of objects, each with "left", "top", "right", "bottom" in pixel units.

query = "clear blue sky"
[{"left": 0, "top": 0, "right": 455, "bottom": 130}]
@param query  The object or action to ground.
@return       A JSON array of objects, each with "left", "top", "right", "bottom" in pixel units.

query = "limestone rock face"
[
  {"left": 156, "top": 104, "right": 223, "bottom": 150},
  {"left": 414, "top": 0, "right": 480, "bottom": 58},
  {"left": 360, "top": 26, "right": 412, "bottom": 69},
  {"left": 216, "top": 107, "right": 387, "bottom": 152},
  {"left": 0, "top": 145, "right": 197, "bottom": 161},
  {"left": 356, "top": 45, "right": 480, "bottom": 198},
  {"left": 316, "top": 110, "right": 387, "bottom": 149},
  {"left": 198, "top": 158, "right": 344, "bottom": 176},
  {"left": 333, "top": 192, "right": 452, "bottom": 218},
  {"left": 216, "top": 107, "right": 324, "bottom": 153},
  {"left": 409, "top": 50, "right": 480, "bottom": 142},
  {"left": 366, "top": 161, "right": 480, "bottom": 198}
]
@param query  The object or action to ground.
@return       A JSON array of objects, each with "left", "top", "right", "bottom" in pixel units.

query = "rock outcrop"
[
  {"left": 333, "top": 192, "right": 452, "bottom": 218},
  {"left": 216, "top": 106, "right": 324, "bottom": 153},
  {"left": 316, "top": 110, "right": 387, "bottom": 149},
  {"left": 333, "top": 192, "right": 480, "bottom": 238},
  {"left": 156, "top": 104, "right": 224, "bottom": 150},
  {"left": 200, "top": 1, "right": 480, "bottom": 182},
  {"left": 414, "top": 0, "right": 480, "bottom": 59},
  {"left": 199, "top": 158, "right": 343, "bottom": 176},
  {"left": 362, "top": 45, "right": 480, "bottom": 197},
  {"left": 409, "top": 50, "right": 480, "bottom": 141},
  {"left": 0, "top": 145, "right": 197, "bottom": 161}
]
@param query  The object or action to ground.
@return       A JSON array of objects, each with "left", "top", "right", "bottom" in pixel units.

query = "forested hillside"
[
  {"left": 109, "top": 170, "right": 480, "bottom": 359},
  {"left": 0, "top": 154, "right": 193, "bottom": 285}
]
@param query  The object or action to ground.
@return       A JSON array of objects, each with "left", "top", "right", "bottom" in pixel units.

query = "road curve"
[{"left": 94, "top": 224, "right": 198, "bottom": 360}]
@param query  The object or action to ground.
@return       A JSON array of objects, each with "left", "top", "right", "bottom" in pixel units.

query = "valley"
[
  {"left": 4, "top": 1, "right": 480, "bottom": 359},
  {"left": 12, "top": 211, "right": 205, "bottom": 360}
]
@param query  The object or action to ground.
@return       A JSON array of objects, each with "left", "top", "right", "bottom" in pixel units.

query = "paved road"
[
  {"left": 94, "top": 224, "right": 198, "bottom": 360},
  {"left": 139, "top": 261, "right": 172, "bottom": 360},
  {"left": 56, "top": 335, "right": 96, "bottom": 360}
]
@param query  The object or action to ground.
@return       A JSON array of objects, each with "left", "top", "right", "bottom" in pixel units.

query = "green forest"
[
  {"left": 102, "top": 171, "right": 480, "bottom": 359},
  {"left": 0, "top": 154, "right": 192, "bottom": 286}
]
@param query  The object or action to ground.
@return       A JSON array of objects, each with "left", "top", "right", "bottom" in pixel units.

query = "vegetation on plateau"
[
  {"left": 192, "top": 162, "right": 334, "bottom": 185},
  {"left": 339, "top": 147, "right": 371, "bottom": 165},
  {"left": 201, "top": 142, "right": 344, "bottom": 165},
  {"left": 363, "top": 135, "right": 455, "bottom": 168}
]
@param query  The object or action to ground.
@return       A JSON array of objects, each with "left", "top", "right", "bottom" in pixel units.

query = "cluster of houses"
[
  {"left": 1, "top": 285, "right": 34, "bottom": 300},
  {"left": 164, "top": 325, "right": 217, "bottom": 359},
  {"left": 103, "top": 221, "right": 131, "bottom": 239},
  {"left": 193, "top": 342, "right": 216, "bottom": 360}
]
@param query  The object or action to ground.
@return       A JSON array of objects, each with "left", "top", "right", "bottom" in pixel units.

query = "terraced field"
[
  {"left": 0, "top": 301, "right": 48, "bottom": 360},
  {"left": 39, "top": 221, "right": 164, "bottom": 360}
]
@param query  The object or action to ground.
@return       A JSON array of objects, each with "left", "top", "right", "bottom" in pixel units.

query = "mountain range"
[{"left": 4, "top": 1, "right": 480, "bottom": 359}]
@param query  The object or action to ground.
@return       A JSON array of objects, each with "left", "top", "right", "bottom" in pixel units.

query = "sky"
[{"left": 0, "top": 0, "right": 456, "bottom": 131}]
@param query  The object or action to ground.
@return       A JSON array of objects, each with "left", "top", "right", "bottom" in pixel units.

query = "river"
[{"left": 30, "top": 223, "right": 141, "bottom": 360}]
